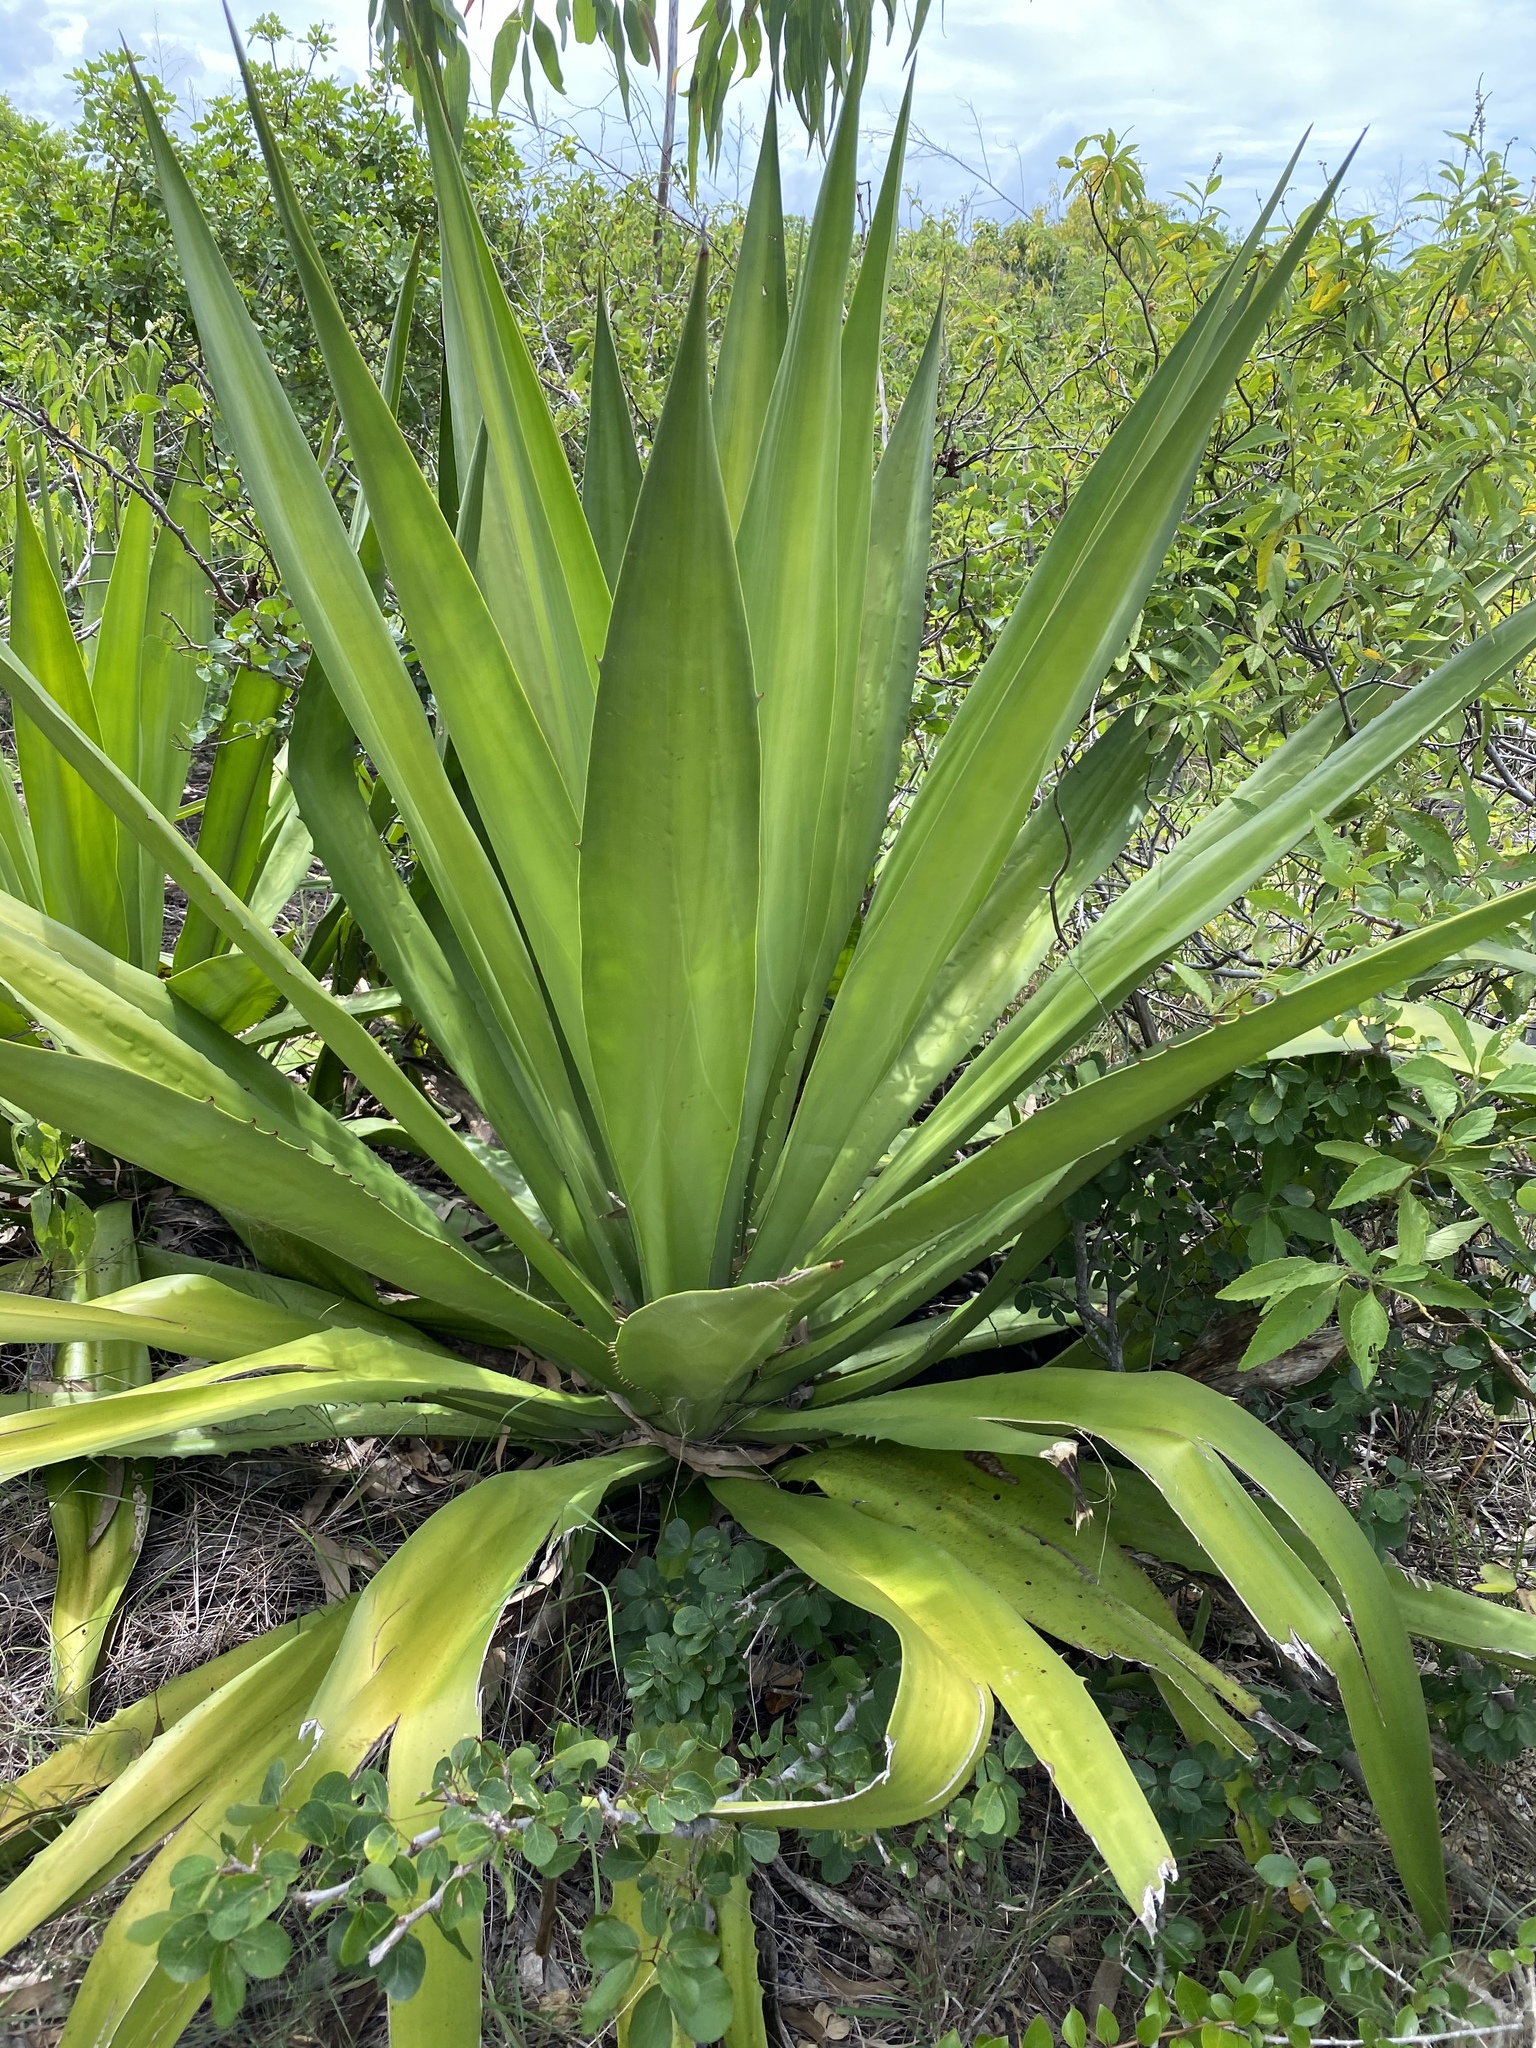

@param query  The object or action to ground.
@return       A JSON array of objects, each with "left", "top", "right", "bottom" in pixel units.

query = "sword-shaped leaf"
[
  {"left": 127, "top": 71, "right": 601, "bottom": 1214},
  {"left": 288, "top": 671, "right": 617, "bottom": 1312},
  {"left": 764, "top": 164, "right": 1340, "bottom": 1256},
  {"left": 583, "top": 285, "right": 643, "bottom": 589},
  {"left": 372, "top": 1450, "right": 660, "bottom": 2044},
  {"left": 759, "top": 708, "right": 1168, "bottom": 1261},
  {"left": 7, "top": 479, "right": 127, "bottom": 956},
  {"left": 0, "top": 634, "right": 614, "bottom": 1337},
  {"left": 748, "top": 94, "right": 919, "bottom": 1199},
  {"left": 0, "top": 1597, "right": 353, "bottom": 1955},
  {"left": 0, "top": 1269, "right": 434, "bottom": 1360},
  {"left": 234, "top": 47, "right": 592, "bottom": 1072},
  {"left": 709, "top": 1478, "right": 993, "bottom": 1831},
  {"left": 712, "top": 101, "right": 788, "bottom": 529},
  {"left": 417, "top": 28, "right": 607, "bottom": 801},
  {"left": 0, "top": 1332, "right": 620, "bottom": 1480},
  {"left": 786, "top": 1442, "right": 1257, "bottom": 1745},
  {"left": 712, "top": 1478, "right": 1172, "bottom": 1922},
  {"left": 48, "top": 1628, "right": 354, "bottom": 2048},
  {"left": 90, "top": 412, "right": 158, "bottom": 967},
  {"left": 40, "top": 1200, "right": 153, "bottom": 1722},
  {"left": 0, "top": 1041, "right": 608, "bottom": 1370},
  {"left": 819, "top": 886, "right": 1536, "bottom": 1298},
  {"left": 581, "top": 254, "right": 759, "bottom": 1296},
  {"left": 136, "top": 434, "right": 213, "bottom": 950},
  {"left": 771, "top": 1367, "right": 1447, "bottom": 1933},
  {"left": 169, "top": 667, "right": 283, "bottom": 970},
  {"left": 0, "top": 1609, "right": 342, "bottom": 1865},
  {"left": 734, "top": 73, "right": 860, "bottom": 1182},
  {"left": 871, "top": 604, "right": 1536, "bottom": 1213}
]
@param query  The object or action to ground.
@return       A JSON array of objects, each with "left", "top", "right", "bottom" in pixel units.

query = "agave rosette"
[{"left": 2, "top": 25, "right": 1536, "bottom": 2043}]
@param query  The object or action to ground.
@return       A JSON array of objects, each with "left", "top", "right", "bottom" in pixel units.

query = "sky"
[{"left": 2, "top": 0, "right": 1535, "bottom": 227}]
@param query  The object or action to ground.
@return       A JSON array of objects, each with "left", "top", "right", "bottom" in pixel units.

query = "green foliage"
[{"left": 7, "top": 31, "right": 1536, "bottom": 2047}]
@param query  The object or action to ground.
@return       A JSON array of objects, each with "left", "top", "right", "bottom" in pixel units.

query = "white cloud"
[{"left": 3, "top": 0, "right": 1532, "bottom": 224}]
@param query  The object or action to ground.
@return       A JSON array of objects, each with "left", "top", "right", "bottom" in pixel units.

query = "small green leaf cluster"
[
  {"left": 1127, "top": 1959, "right": 1325, "bottom": 2046},
  {"left": 1119, "top": 1729, "right": 1233, "bottom": 1851},
  {"left": 980, "top": 1866, "right": 1530, "bottom": 2048},
  {"left": 613, "top": 1517, "right": 779, "bottom": 1729},
  {"left": 130, "top": 1732, "right": 615, "bottom": 2028},
  {"left": 189, "top": 596, "right": 307, "bottom": 745},
  {"left": 584, "top": 1807, "right": 780, "bottom": 2045},
  {"left": 127, "top": 1758, "right": 298, "bottom": 2029},
  {"left": 1424, "top": 1654, "right": 1536, "bottom": 1764},
  {"left": 1027, "top": 1022, "right": 1536, "bottom": 1447},
  {"left": 1249, "top": 1855, "right": 1501, "bottom": 2039}
]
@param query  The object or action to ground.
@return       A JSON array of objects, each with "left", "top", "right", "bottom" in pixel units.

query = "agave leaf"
[
  {"left": 288, "top": 669, "right": 617, "bottom": 1315},
  {"left": 581, "top": 254, "right": 760, "bottom": 1297},
  {"left": 41, "top": 1201, "right": 152, "bottom": 1723},
  {"left": 0, "top": 1040, "right": 610, "bottom": 1369},
  {"left": 734, "top": 74, "right": 860, "bottom": 1185},
  {"left": 50, "top": 1623, "right": 357, "bottom": 2048},
  {"left": 137, "top": 1244, "right": 438, "bottom": 1332},
  {"left": 0, "top": 1609, "right": 342, "bottom": 1865},
  {"left": 352, "top": 225, "right": 423, "bottom": 581},
  {"left": 0, "top": 889, "right": 580, "bottom": 1308},
  {"left": 0, "top": 1269, "right": 410, "bottom": 1361},
  {"left": 0, "top": 1596, "right": 354, "bottom": 1956},
  {"left": 1385, "top": 1568, "right": 1536, "bottom": 1674},
  {"left": 1244, "top": 1494, "right": 1536, "bottom": 1683},
  {"left": 136, "top": 433, "right": 214, "bottom": 951},
  {"left": 835, "top": 76, "right": 912, "bottom": 693},
  {"left": 169, "top": 666, "right": 283, "bottom": 970},
  {"left": 415, "top": 28, "right": 607, "bottom": 800},
  {"left": 709, "top": 1478, "right": 993, "bottom": 1830},
  {"left": 824, "top": 306, "right": 944, "bottom": 997},
  {"left": 1080, "top": 1455, "right": 1218, "bottom": 1572},
  {"left": 165, "top": 948, "right": 283, "bottom": 1033},
  {"left": 779, "top": 1152, "right": 1106, "bottom": 1384},
  {"left": 582, "top": 285, "right": 643, "bottom": 588},
  {"left": 763, "top": 709, "right": 1170, "bottom": 1260},
  {"left": 0, "top": 634, "right": 617, "bottom": 1338},
  {"left": 0, "top": 753, "right": 42, "bottom": 909},
  {"left": 799, "top": 1300, "right": 1063, "bottom": 1407},
  {"left": 873, "top": 604, "right": 1536, "bottom": 1210},
  {"left": 712, "top": 100, "right": 789, "bottom": 528},
  {"left": 818, "top": 885, "right": 1536, "bottom": 1299},
  {"left": 234, "top": 49, "right": 593, "bottom": 1075},
  {"left": 127, "top": 73, "right": 602, "bottom": 1216},
  {"left": 781, "top": 1367, "right": 1446, "bottom": 1933},
  {"left": 717, "top": 1873, "right": 769, "bottom": 2048},
  {"left": 104, "top": 1400, "right": 503, "bottom": 1463},
  {"left": 760, "top": 171, "right": 1345, "bottom": 1261},
  {"left": 747, "top": 98, "right": 921, "bottom": 1199},
  {"left": 246, "top": 774, "right": 315, "bottom": 927},
  {"left": 139, "top": 1450, "right": 650, "bottom": 2048},
  {"left": 1087, "top": 1462, "right": 1536, "bottom": 1677},
  {"left": 613, "top": 1266, "right": 837, "bottom": 1432},
  {"left": 90, "top": 413, "right": 158, "bottom": 968},
  {"left": 7, "top": 478, "right": 127, "bottom": 957},
  {"left": 0, "top": 1332, "right": 620, "bottom": 1479},
  {"left": 787, "top": 1443, "right": 1257, "bottom": 1746},
  {"left": 713, "top": 1478, "right": 1172, "bottom": 1921},
  {"left": 47, "top": 1456, "right": 151, "bottom": 1726}
]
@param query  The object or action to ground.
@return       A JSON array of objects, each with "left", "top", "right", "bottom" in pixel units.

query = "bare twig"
[{"left": 0, "top": 391, "right": 241, "bottom": 611}]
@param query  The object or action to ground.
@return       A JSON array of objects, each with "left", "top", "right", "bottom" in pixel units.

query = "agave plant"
[
  {"left": 1, "top": 351, "right": 327, "bottom": 1719},
  {"left": 3, "top": 23, "right": 1536, "bottom": 2043}
]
